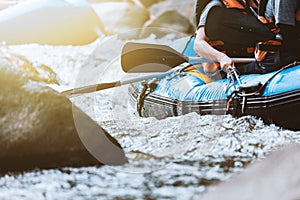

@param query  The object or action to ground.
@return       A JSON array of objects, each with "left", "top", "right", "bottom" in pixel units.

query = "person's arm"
[{"left": 194, "top": 27, "right": 234, "bottom": 73}]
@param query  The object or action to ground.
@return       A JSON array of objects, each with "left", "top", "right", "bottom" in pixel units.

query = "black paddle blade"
[{"left": 121, "top": 42, "right": 188, "bottom": 73}]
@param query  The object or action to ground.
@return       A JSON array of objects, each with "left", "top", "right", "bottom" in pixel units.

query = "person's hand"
[{"left": 218, "top": 54, "right": 235, "bottom": 72}]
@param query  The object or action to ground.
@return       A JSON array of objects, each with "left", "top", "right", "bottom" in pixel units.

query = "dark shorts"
[
  {"left": 237, "top": 49, "right": 300, "bottom": 75},
  {"left": 236, "top": 53, "right": 280, "bottom": 75}
]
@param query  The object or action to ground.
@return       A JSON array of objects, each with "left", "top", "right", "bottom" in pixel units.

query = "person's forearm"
[
  {"left": 194, "top": 28, "right": 233, "bottom": 72},
  {"left": 194, "top": 38, "right": 225, "bottom": 62}
]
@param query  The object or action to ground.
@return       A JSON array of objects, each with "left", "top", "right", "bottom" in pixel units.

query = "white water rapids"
[
  {"left": 0, "top": 32, "right": 299, "bottom": 199},
  {"left": 0, "top": 0, "right": 300, "bottom": 198}
]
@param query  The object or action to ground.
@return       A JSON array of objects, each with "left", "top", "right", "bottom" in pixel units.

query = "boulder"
[
  {"left": 88, "top": 0, "right": 161, "bottom": 8},
  {"left": 140, "top": 0, "right": 196, "bottom": 38},
  {"left": 138, "top": 0, "right": 162, "bottom": 8},
  {"left": 92, "top": 1, "right": 150, "bottom": 38},
  {"left": 196, "top": 145, "right": 300, "bottom": 200},
  {"left": 0, "top": 50, "right": 127, "bottom": 171},
  {"left": 0, "top": 0, "right": 105, "bottom": 45},
  {"left": 148, "top": 0, "right": 196, "bottom": 28},
  {"left": 141, "top": 10, "right": 194, "bottom": 38}
]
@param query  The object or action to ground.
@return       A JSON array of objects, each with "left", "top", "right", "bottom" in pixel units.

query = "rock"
[
  {"left": 138, "top": 0, "right": 196, "bottom": 38},
  {"left": 0, "top": 50, "right": 127, "bottom": 171},
  {"left": 138, "top": 0, "right": 162, "bottom": 8},
  {"left": 0, "top": 0, "right": 105, "bottom": 45},
  {"left": 141, "top": 10, "right": 194, "bottom": 38},
  {"left": 92, "top": 1, "right": 150, "bottom": 38},
  {"left": 195, "top": 145, "right": 300, "bottom": 200},
  {"left": 148, "top": 0, "right": 196, "bottom": 29},
  {"left": 88, "top": 0, "right": 161, "bottom": 8}
]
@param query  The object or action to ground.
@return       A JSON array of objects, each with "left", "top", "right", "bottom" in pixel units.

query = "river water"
[
  {"left": 0, "top": 4, "right": 300, "bottom": 199},
  {"left": 1, "top": 32, "right": 299, "bottom": 199}
]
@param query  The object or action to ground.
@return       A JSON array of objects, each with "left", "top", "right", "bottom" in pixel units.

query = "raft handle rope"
[
  {"left": 137, "top": 79, "right": 159, "bottom": 117},
  {"left": 136, "top": 60, "right": 300, "bottom": 117},
  {"left": 225, "top": 66, "right": 242, "bottom": 93},
  {"left": 226, "top": 61, "right": 300, "bottom": 114},
  {"left": 136, "top": 65, "right": 193, "bottom": 117},
  {"left": 228, "top": 66, "right": 242, "bottom": 86}
]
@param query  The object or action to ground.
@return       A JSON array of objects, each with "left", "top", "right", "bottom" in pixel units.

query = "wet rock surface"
[
  {"left": 0, "top": 61, "right": 97, "bottom": 170},
  {"left": 0, "top": 48, "right": 126, "bottom": 171}
]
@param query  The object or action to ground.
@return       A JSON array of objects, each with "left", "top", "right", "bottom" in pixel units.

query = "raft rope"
[
  {"left": 137, "top": 61, "right": 299, "bottom": 117},
  {"left": 137, "top": 79, "right": 159, "bottom": 117},
  {"left": 137, "top": 33, "right": 299, "bottom": 116},
  {"left": 136, "top": 65, "right": 195, "bottom": 117},
  {"left": 226, "top": 61, "right": 300, "bottom": 114}
]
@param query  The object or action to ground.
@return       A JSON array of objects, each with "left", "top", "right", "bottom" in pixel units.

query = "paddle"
[
  {"left": 62, "top": 42, "right": 255, "bottom": 96},
  {"left": 72, "top": 106, "right": 128, "bottom": 166},
  {"left": 61, "top": 68, "right": 178, "bottom": 96},
  {"left": 121, "top": 42, "right": 255, "bottom": 73}
]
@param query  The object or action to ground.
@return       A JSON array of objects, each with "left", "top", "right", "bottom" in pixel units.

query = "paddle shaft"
[
  {"left": 61, "top": 69, "right": 177, "bottom": 96},
  {"left": 121, "top": 42, "right": 256, "bottom": 72},
  {"left": 187, "top": 57, "right": 255, "bottom": 63},
  {"left": 62, "top": 56, "right": 255, "bottom": 96}
]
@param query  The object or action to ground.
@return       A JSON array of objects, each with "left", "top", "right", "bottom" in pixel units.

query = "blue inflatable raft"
[{"left": 128, "top": 37, "right": 300, "bottom": 130}]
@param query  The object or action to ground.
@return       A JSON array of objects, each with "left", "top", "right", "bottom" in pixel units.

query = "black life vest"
[
  {"left": 195, "top": 0, "right": 259, "bottom": 26},
  {"left": 195, "top": 0, "right": 279, "bottom": 58}
]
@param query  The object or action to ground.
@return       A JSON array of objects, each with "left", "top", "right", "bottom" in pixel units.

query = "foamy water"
[
  {"left": 0, "top": 1, "right": 299, "bottom": 197},
  {"left": 1, "top": 32, "right": 300, "bottom": 199}
]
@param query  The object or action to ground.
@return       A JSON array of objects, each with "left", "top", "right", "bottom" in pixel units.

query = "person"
[
  {"left": 194, "top": 0, "right": 300, "bottom": 77},
  {"left": 263, "top": 0, "right": 300, "bottom": 68}
]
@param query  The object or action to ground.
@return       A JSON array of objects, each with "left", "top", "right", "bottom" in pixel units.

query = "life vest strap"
[{"left": 256, "top": 40, "right": 281, "bottom": 52}]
